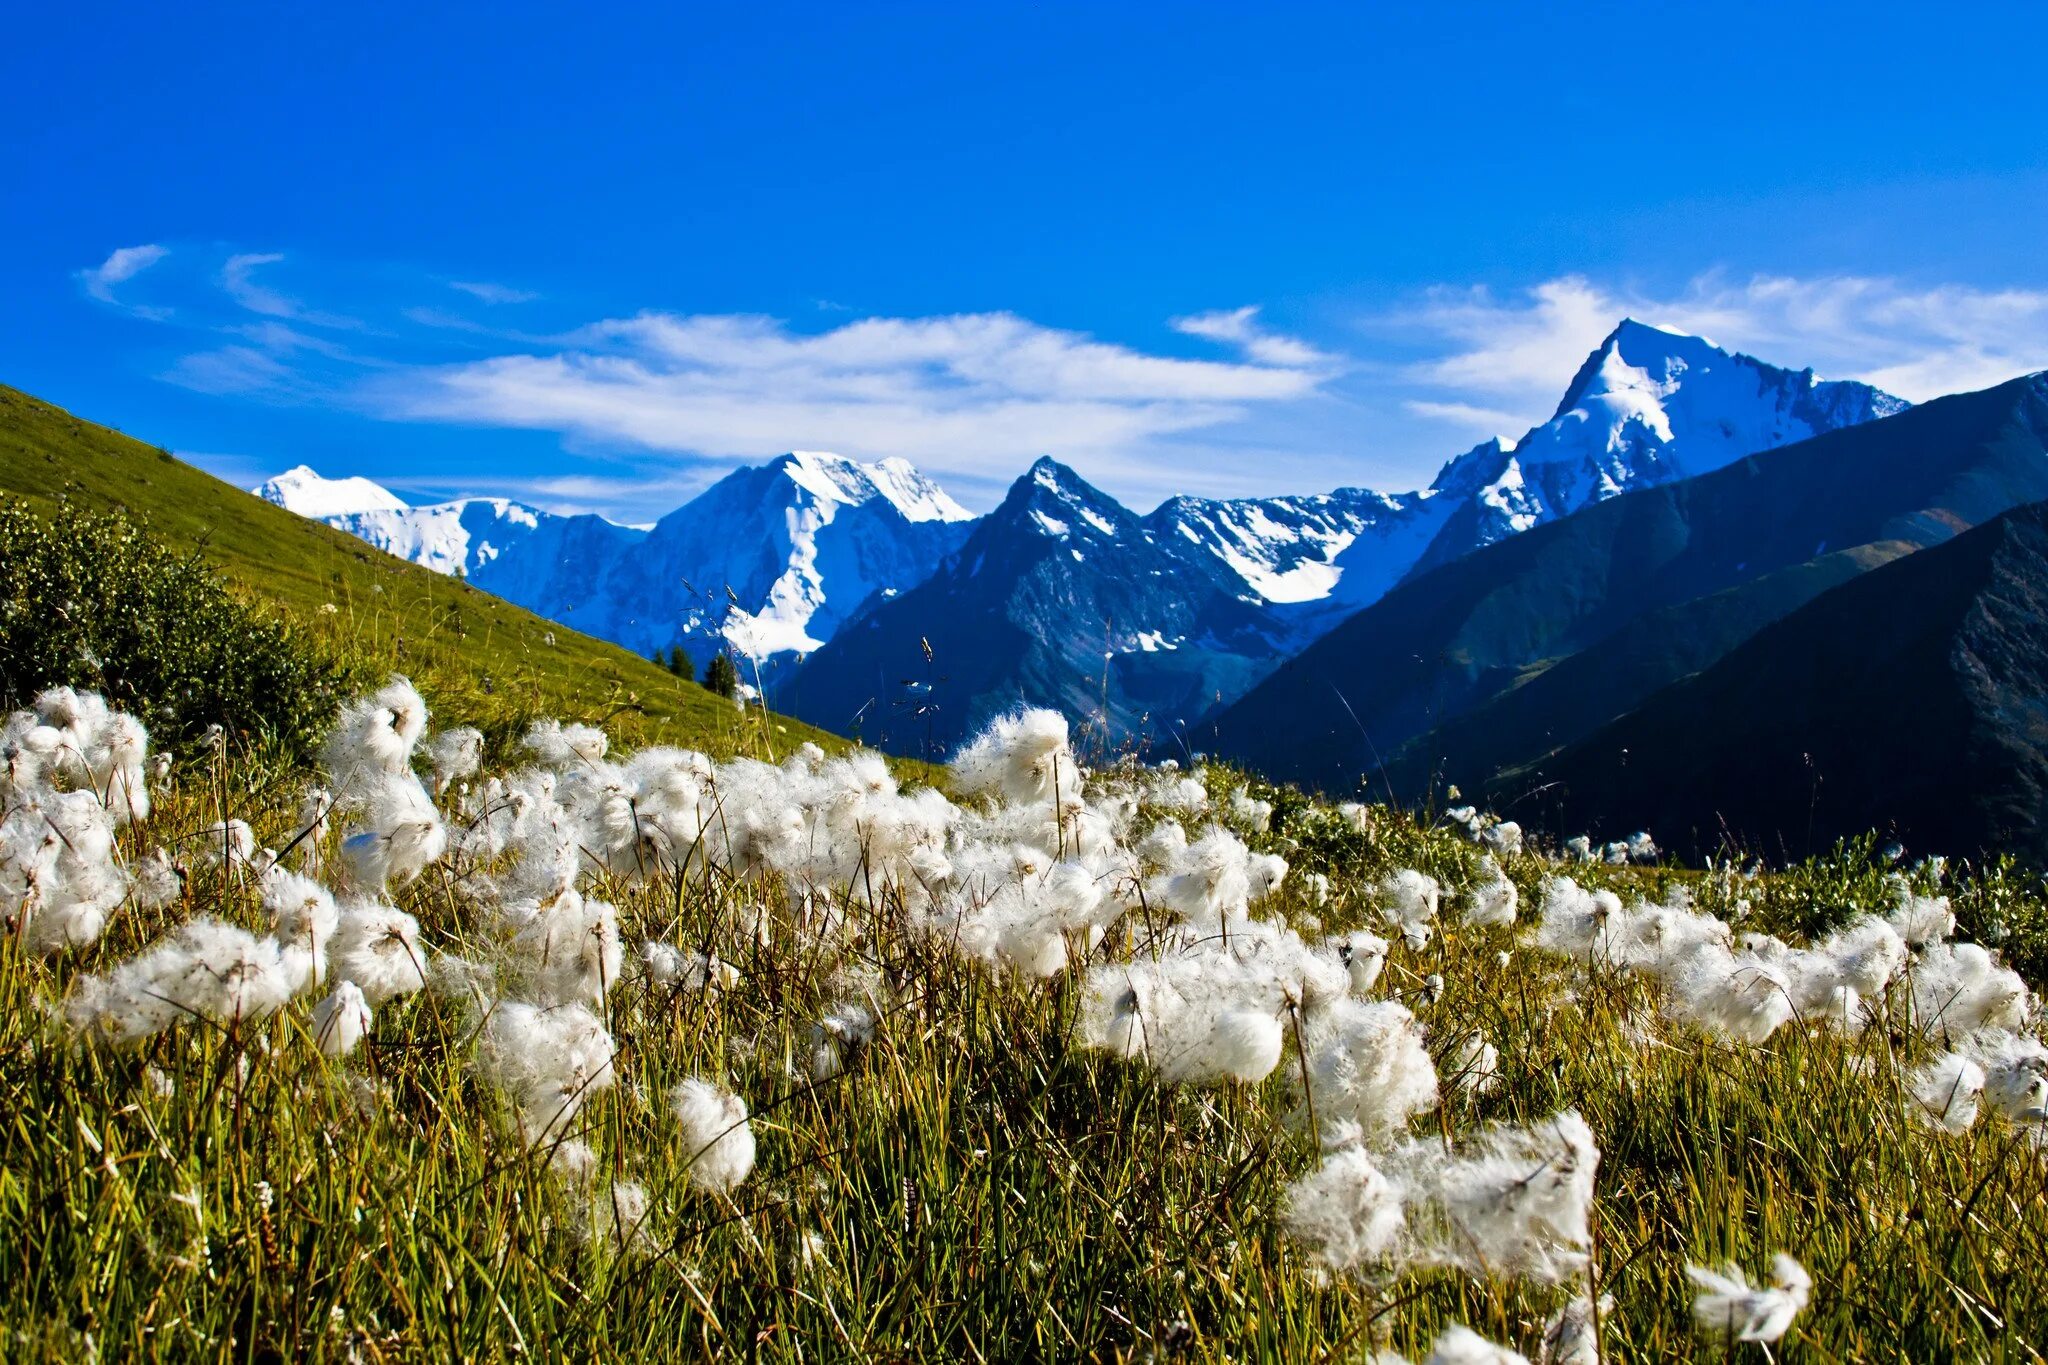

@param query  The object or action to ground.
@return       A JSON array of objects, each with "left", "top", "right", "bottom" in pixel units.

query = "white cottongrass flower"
[
  {"left": 1662, "top": 944, "right": 1795, "bottom": 1046},
  {"left": 66, "top": 918, "right": 292, "bottom": 1042},
  {"left": 671, "top": 1078, "right": 757, "bottom": 1194},
  {"left": 1971, "top": 1032, "right": 2048, "bottom": 1125},
  {"left": 1911, "top": 1050, "right": 1987, "bottom": 1134},
  {"left": 328, "top": 901, "right": 428, "bottom": 1004},
  {"left": 641, "top": 940, "right": 738, "bottom": 992},
  {"left": 1538, "top": 1293, "right": 1611, "bottom": 1365},
  {"left": 474, "top": 1000, "right": 616, "bottom": 1144},
  {"left": 1479, "top": 820, "right": 1522, "bottom": 856},
  {"left": 1886, "top": 886, "right": 1956, "bottom": 946},
  {"left": 1422, "top": 1325, "right": 1531, "bottom": 1365},
  {"left": 310, "top": 981, "right": 372, "bottom": 1058},
  {"left": 950, "top": 708, "right": 1081, "bottom": 809},
  {"left": 1687, "top": 1253, "right": 1810, "bottom": 1343},
  {"left": 193, "top": 819, "right": 257, "bottom": 871},
  {"left": 1299, "top": 999, "right": 1439, "bottom": 1148},
  {"left": 1393, "top": 1109, "right": 1601, "bottom": 1285},
  {"left": 1378, "top": 869, "right": 1440, "bottom": 951},
  {"left": 1282, "top": 1145, "right": 1405, "bottom": 1273},
  {"left": 584, "top": 1181, "right": 654, "bottom": 1257},
  {"left": 1227, "top": 786, "right": 1273, "bottom": 832},
  {"left": 1907, "top": 943, "right": 2029, "bottom": 1039},
  {"left": 426, "top": 726, "right": 485, "bottom": 795},
  {"left": 1463, "top": 859, "right": 1518, "bottom": 929},
  {"left": 322, "top": 675, "right": 428, "bottom": 787},
  {"left": 1446, "top": 1032, "right": 1501, "bottom": 1096},
  {"left": 811, "top": 1000, "right": 877, "bottom": 1080},
  {"left": 1330, "top": 930, "right": 1390, "bottom": 995},
  {"left": 129, "top": 846, "right": 183, "bottom": 910},
  {"left": 1534, "top": 878, "right": 1624, "bottom": 964},
  {"left": 263, "top": 870, "right": 338, "bottom": 995}
]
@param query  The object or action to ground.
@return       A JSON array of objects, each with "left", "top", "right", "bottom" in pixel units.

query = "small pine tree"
[
  {"left": 703, "top": 653, "right": 739, "bottom": 700},
  {"left": 661, "top": 644, "right": 695, "bottom": 680}
]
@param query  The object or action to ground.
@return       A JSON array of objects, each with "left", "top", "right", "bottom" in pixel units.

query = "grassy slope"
[{"left": 0, "top": 383, "right": 850, "bottom": 761}]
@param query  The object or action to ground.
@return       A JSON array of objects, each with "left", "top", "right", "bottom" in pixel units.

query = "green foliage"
[
  {"left": 655, "top": 644, "right": 695, "bottom": 680},
  {"left": 702, "top": 652, "right": 739, "bottom": 700},
  {"left": 0, "top": 500, "right": 359, "bottom": 758}
]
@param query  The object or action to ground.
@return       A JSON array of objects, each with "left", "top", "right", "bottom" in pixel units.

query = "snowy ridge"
[
  {"left": 255, "top": 451, "right": 976, "bottom": 666},
  {"left": 257, "top": 465, "right": 410, "bottom": 519},
  {"left": 321, "top": 500, "right": 551, "bottom": 577},
  {"left": 1160, "top": 320, "right": 1906, "bottom": 614}
]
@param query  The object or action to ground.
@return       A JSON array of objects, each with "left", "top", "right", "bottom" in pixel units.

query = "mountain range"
[
  {"left": 263, "top": 321, "right": 1906, "bottom": 752},
  {"left": 260, "top": 451, "right": 977, "bottom": 668},
  {"left": 1207, "top": 372, "right": 2048, "bottom": 858}
]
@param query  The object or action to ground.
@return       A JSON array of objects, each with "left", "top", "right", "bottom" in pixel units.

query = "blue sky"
[{"left": 8, "top": 2, "right": 2048, "bottom": 517}]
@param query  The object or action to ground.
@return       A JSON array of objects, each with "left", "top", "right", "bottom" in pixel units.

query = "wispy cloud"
[
  {"left": 1396, "top": 273, "right": 2048, "bottom": 430},
  {"left": 219, "top": 252, "right": 361, "bottom": 329},
  {"left": 449, "top": 280, "right": 538, "bottom": 304},
  {"left": 1172, "top": 305, "right": 1336, "bottom": 369},
  {"left": 1401, "top": 398, "right": 1529, "bottom": 436},
  {"left": 162, "top": 345, "right": 306, "bottom": 398},
  {"left": 78, "top": 244, "right": 170, "bottom": 317},
  {"left": 375, "top": 309, "right": 1334, "bottom": 490}
]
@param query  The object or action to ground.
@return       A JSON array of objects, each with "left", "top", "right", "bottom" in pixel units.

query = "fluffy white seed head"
[
  {"left": 671, "top": 1078, "right": 757, "bottom": 1194},
  {"left": 1688, "top": 1253, "right": 1810, "bottom": 1343},
  {"left": 311, "top": 981, "right": 372, "bottom": 1057}
]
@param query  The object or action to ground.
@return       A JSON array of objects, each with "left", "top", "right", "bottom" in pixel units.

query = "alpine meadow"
[{"left": 10, "top": 5, "right": 2048, "bottom": 1361}]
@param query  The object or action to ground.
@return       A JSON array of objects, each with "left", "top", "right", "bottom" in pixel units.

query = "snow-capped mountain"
[
  {"left": 1155, "top": 320, "right": 1907, "bottom": 625},
  {"left": 1408, "top": 319, "right": 1909, "bottom": 576},
  {"left": 255, "top": 452, "right": 973, "bottom": 666},
  {"left": 560, "top": 451, "right": 974, "bottom": 662},
  {"left": 257, "top": 465, "right": 412, "bottom": 519},
  {"left": 787, "top": 457, "right": 1282, "bottom": 753},
  {"left": 257, "top": 466, "right": 568, "bottom": 576}
]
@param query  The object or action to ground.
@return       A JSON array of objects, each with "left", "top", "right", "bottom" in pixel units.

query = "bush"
[{"left": 0, "top": 500, "right": 358, "bottom": 759}]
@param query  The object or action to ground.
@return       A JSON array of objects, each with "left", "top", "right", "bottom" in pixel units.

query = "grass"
[
  {"left": 0, "top": 384, "right": 855, "bottom": 764},
  {"left": 0, "top": 745, "right": 2043, "bottom": 1362}
]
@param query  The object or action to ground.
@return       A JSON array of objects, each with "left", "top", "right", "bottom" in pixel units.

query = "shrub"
[{"left": 0, "top": 499, "right": 358, "bottom": 759}]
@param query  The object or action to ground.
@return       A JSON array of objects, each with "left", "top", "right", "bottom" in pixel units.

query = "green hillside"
[{"left": 0, "top": 384, "right": 850, "bottom": 760}]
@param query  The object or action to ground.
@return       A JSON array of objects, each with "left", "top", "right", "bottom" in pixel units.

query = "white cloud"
[
  {"left": 376, "top": 309, "right": 1333, "bottom": 488},
  {"left": 450, "top": 280, "right": 538, "bottom": 304},
  {"left": 221, "top": 253, "right": 294, "bottom": 316},
  {"left": 1398, "top": 273, "right": 2048, "bottom": 427},
  {"left": 1402, "top": 398, "right": 1529, "bottom": 436},
  {"left": 1171, "top": 305, "right": 1335, "bottom": 368},
  {"left": 79, "top": 244, "right": 170, "bottom": 315},
  {"left": 220, "top": 253, "right": 360, "bottom": 329},
  {"left": 163, "top": 345, "right": 303, "bottom": 397}
]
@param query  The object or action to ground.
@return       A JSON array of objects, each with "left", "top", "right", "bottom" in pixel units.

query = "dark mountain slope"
[
  {"left": 1378, "top": 540, "right": 1917, "bottom": 796},
  {"left": 1522, "top": 498, "right": 2048, "bottom": 863},
  {"left": 786, "top": 458, "right": 1280, "bottom": 757},
  {"left": 1206, "top": 374, "right": 2048, "bottom": 794}
]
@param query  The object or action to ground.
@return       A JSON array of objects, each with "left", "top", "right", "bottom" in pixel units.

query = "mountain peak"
[
  {"left": 1553, "top": 319, "right": 1720, "bottom": 421},
  {"left": 987, "top": 457, "right": 1131, "bottom": 541},
  {"left": 769, "top": 450, "right": 973, "bottom": 524},
  {"left": 255, "top": 464, "right": 409, "bottom": 518}
]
